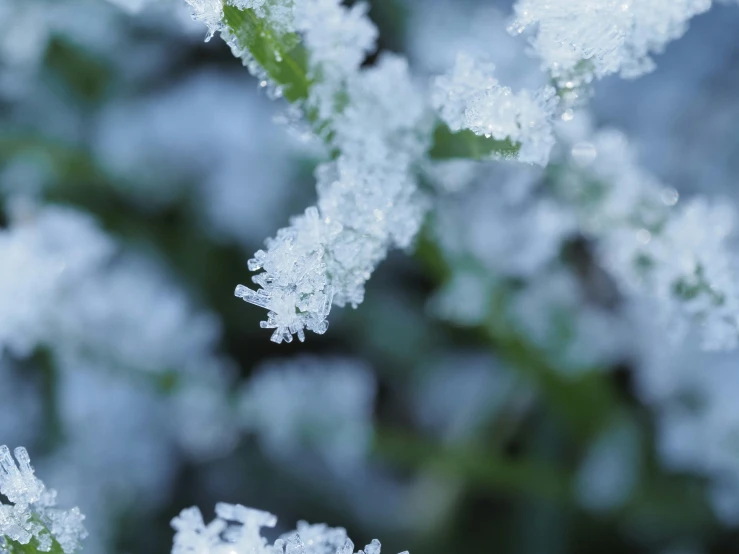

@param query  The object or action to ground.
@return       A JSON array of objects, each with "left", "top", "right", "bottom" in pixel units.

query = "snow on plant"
[
  {"left": 431, "top": 52, "right": 558, "bottom": 166},
  {"left": 171, "top": 502, "right": 408, "bottom": 554},
  {"left": 0, "top": 446, "right": 87, "bottom": 554},
  {"left": 508, "top": 0, "right": 713, "bottom": 95},
  {"left": 228, "top": 0, "right": 430, "bottom": 343},
  {"left": 0, "top": 201, "right": 235, "bottom": 389},
  {"left": 0, "top": 202, "right": 115, "bottom": 358},
  {"left": 178, "top": 0, "right": 739, "bottom": 350},
  {"left": 180, "top": 0, "right": 569, "bottom": 343}
]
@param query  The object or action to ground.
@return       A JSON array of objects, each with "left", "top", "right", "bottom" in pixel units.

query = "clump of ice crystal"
[
  {"left": 182, "top": 0, "right": 428, "bottom": 343},
  {"left": 431, "top": 52, "right": 558, "bottom": 166},
  {"left": 0, "top": 446, "right": 87, "bottom": 554},
  {"left": 235, "top": 54, "right": 427, "bottom": 343},
  {"left": 171, "top": 503, "right": 408, "bottom": 554},
  {"left": 508, "top": 0, "right": 713, "bottom": 91}
]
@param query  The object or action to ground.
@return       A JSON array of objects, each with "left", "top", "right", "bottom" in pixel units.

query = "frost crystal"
[
  {"left": 171, "top": 503, "right": 407, "bottom": 554},
  {"left": 509, "top": 0, "right": 713, "bottom": 90},
  {"left": 182, "top": 0, "right": 427, "bottom": 342},
  {"left": 236, "top": 55, "right": 427, "bottom": 343},
  {"left": 295, "top": 0, "right": 378, "bottom": 90},
  {"left": 184, "top": 0, "right": 224, "bottom": 40},
  {"left": 0, "top": 446, "right": 87, "bottom": 554},
  {"left": 432, "top": 53, "right": 558, "bottom": 165}
]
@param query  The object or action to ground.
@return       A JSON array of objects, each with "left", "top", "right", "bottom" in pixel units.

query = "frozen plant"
[
  {"left": 171, "top": 503, "right": 409, "bottom": 554},
  {"left": 508, "top": 0, "right": 714, "bottom": 93},
  {"left": 184, "top": 0, "right": 553, "bottom": 342},
  {"left": 431, "top": 52, "right": 558, "bottom": 165},
  {"left": 234, "top": 51, "right": 428, "bottom": 342},
  {"left": 0, "top": 446, "right": 87, "bottom": 554}
]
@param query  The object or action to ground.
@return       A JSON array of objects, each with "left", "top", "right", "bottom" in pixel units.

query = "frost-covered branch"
[
  {"left": 183, "top": 1, "right": 557, "bottom": 343},
  {"left": 0, "top": 446, "right": 86, "bottom": 554},
  {"left": 171, "top": 503, "right": 408, "bottom": 554}
]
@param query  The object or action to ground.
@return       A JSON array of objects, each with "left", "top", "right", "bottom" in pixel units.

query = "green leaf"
[
  {"left": 222, "top": 5, "right": 311, "bottom": 103},
  {"left": 429, "top": 124, "right": 520, "bottom": 161}
]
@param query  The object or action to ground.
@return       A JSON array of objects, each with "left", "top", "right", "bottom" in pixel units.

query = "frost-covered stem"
[{"left": 194, "top": 3, "right": 539, "bottom": 343}]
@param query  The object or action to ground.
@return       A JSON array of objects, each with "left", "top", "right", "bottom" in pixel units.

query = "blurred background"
[{"left": 2, "top": 0, "right": 739, "bottom": 553}]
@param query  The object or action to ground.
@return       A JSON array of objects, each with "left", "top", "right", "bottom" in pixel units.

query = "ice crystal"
[
  {"left": 183, "top": 0, "right": 224, "bottom": 40},
  {"left": 239, "top": 356, "right": 376, "bottom": 469},
  {"left": 0, "top": 446, "right": 86, "bottom": 554},
  {"left": 509, "top": 0, "right": 713, "bottom": 90},
  {"left": 295, "top": 0, "right": 378, "bottom": 85},
  {"left": 181, "top": 0, "right": 427, "bottom": 342},
  {"left": 237, "top": 55, "right": 427, "bottom": 342},
  {"left": 171, "top": 503, "right": 407, "bottom": 554},
  {"left": 431, "top": 53, "right": 558, "bottom": 165}
]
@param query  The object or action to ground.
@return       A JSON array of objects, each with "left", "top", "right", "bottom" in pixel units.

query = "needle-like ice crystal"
[{"left": 0, "top": 446, "right": 86, "bottom": 554}]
